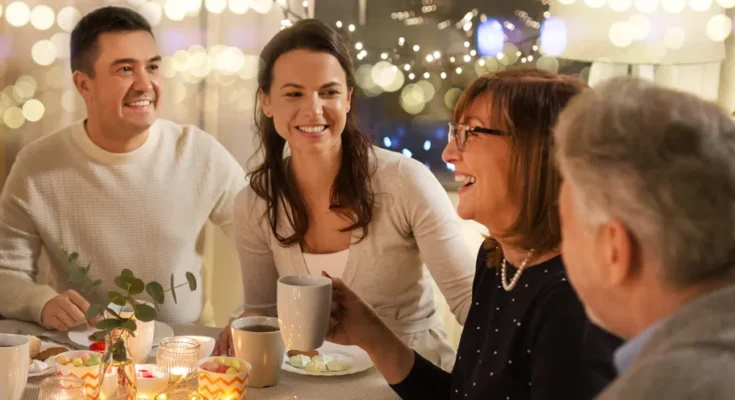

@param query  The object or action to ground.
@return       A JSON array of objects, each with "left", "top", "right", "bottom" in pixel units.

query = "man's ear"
[
  {"left": 72, "top": 70, "right": 93, "bottom": 102},
  {"left": 598, "top": 219, "right": 636, "bottom": 287}
]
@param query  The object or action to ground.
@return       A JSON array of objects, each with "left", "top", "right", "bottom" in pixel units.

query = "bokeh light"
[
  {"left": 6, "top": 1, "right": 31, "bottom": 27},
  {"left": 32, "top": 40, "right": 57, "bottom": 66},
  {"left": 416, "top": 80, "right": 436, "bottom": 102},
  {"left": 229, "top": 0, "right": 251, "bottom": 14},
  {"left": 22, "top": 99, "right": 45, "bottom": 122},
  {"left": 45, "top": 65, "right": 67, "bottom": 89},
  {"left": 164, "top": 0, "right": 187, "bottom": 21},
  {"left": 252, "top": 0, "right": 274, "bottom": 13},
  {"left": 688, "top": 0, "right": 713, "bottom": 10},
  {"left": 635, "top": 0, "right": 660, "bottom": 12},
  {"left": 662, "top": 0, "right": 687, "bottom": 11},
  {"left": 57, "top": 7, "right": 81, "bottom": 32},
  {"left": 205, "top": 0, "right": 227, "bottom": 13},
  {"left": 172, "top": 50, "right": 191, "bottom": 72},
  {"left": 3, "top": 106, "right": 25, "bottom": 129},
  {"left": 185, "top": 0, "right": 204, "bottom": 17},
  {"left": 717, "top": 0, "right": 735, "bottom": 7},
  {"left": 127, "top": 0, "right": 147, "bottom": 7},
  {"left": 1, "top": 87, "right": 17, "bottom": 107},
  {"left": 189, "top": 52, "right": 212, "bottom": 78},
  {"left": 628, "top": 15, "right": 652, "bottom": 40},
  {"left": 216, "top": 47, "right": 245, "bottom": 75},
  {"left": 51, "top": 33, "right": 72, "bottom": 59},
  {"left": 139, "top": 2, "right": 163, "bottom": 26},
  {"left": 540, "top": 17, "right": 567, "bottom": 56},
  {"left": 172, "top": 83, "right": 187, "bottom": 104},
  {"left": 444, "top": 88, "right": 463, "bottom": 110},
  {"left": 706, "top": 14, "right": 732, "bottom": 41},
  {"left": 664, "top": 27, "right": 686, "bottom": 49},
  {"left": 610, "top": 0, "right": 633, "bottom": 10},
  {"left": 476, "top": 19, "right": 504, "bottom": 57},
  {"left": 584, "top": 0, "right": 607, "bottom": 8},
  {"left": 30, "top": 5, "right": 55, "bottom": 30},
  {"left": 536, "top": 56, "right": 560, "bottom": 73},
  {"left": 61, "top": 89, "right": 79, "bottom": 112},
  {"left": 371, "top": 62, "right": 404, "bottom": 92}
]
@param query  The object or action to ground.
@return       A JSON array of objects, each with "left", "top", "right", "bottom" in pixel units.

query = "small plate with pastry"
[
  {"left": 26, "top": 335, "right": 69, "bottom": 378},
  {"left": 282, "top": 341, "right": 373, "bottom": 376}
]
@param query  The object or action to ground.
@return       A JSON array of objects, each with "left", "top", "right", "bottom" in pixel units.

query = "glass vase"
[{"left": 96, "top": 330, "right": 137, "bottom": 400}]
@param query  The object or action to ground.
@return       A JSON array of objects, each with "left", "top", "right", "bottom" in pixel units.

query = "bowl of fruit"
[
  {"left": 198, "top": 357, "right": 251, "bottom": 400},
  {"left": 135, "top": 364, "right": 169, "bottom": 398},
  {"left": 54, "top": 351, "right": 103, "bottom": 398}
]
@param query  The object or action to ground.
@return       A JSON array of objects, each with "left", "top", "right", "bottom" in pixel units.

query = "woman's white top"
[
  {"left": 234, "top": 146, "right": 476, "bottom": 370},
  {"left": 303, "top": 249, "right": 350, "bottom": 279}
]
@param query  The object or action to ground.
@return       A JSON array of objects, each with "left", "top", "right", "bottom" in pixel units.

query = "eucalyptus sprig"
[{"left": 60, "top": 247, "right": 197, "bottom": 344}]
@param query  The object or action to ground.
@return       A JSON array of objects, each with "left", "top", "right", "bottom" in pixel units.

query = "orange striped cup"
[
  {"left": 197, "top": 357, "right": 252, "bottom": 400},
  {"left": 54, "top": 351, "right": 103, "bottom": 400}
]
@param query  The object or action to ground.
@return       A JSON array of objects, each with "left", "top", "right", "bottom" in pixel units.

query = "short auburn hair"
[{"left": 453, "top": 69, "right": 588, "bottom": 266}]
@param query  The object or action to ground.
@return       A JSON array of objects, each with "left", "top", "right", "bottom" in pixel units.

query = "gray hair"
[{"left": 555, "top": 76, "right": 735, "bottom": 287}]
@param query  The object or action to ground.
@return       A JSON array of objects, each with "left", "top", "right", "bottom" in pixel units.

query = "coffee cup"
[
  {"left": 106, "top": 302, "right": 155, "bottom": 363},
  {"left": 277, "top": 275, "right": 332, "bottom": 351},
  {"left": 0, "top": 334, "right": 30, "bottom": 400},
  {"left": 230, "top": 316, "right": 285, "bottom": 388}
]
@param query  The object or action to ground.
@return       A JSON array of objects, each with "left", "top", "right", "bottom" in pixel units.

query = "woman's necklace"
[{"left": 501, "top": 249, "right": 535, "bottom": 291}]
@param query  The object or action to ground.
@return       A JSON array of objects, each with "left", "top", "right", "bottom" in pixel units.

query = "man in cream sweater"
[{"left": 0, "top": 7, "right": 245, "bottom": 329}]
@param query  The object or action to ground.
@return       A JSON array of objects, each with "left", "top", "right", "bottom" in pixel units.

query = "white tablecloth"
[{"left": 0, "top": 320, "right": 399, "bottom": 400}]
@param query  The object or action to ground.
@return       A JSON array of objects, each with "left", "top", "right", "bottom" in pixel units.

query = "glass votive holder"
[
  {"left": 154, "top": 388, "right": 204, "bottom": 400},
  {"left": 156, "top": 337, "right": 200, "bottom": 386},
  {"left": 38, "top": 375, "right": 86, "bottom": 400}
]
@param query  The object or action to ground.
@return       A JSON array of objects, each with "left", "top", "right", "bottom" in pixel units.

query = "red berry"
[
  {"left": 217, "top": 365, "right": 228, "bottom": 374},
  {"left": 89, "top": 341, "right": 105, "bottom": 353},
  {"left": 139, "top": 369, "right": 154, "bottom": 379}
]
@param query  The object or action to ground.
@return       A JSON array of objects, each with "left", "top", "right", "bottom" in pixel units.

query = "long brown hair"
[
  {"left": 453, "top": 69, "right": 588, "bottom": 266},
  {"left": 249, "top": 19, "right": 375, "bottom": 247}
]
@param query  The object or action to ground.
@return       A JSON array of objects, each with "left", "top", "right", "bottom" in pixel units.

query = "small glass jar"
[
  {"left": 37, "top": 376, "right": 85, "bottom": 400},
  {"left": 156, "top": 337, "right": 200, "bottom": 387}
]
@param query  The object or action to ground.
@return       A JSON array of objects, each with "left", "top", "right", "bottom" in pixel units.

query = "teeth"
[
  {"left": 126, "top": 100, "right": 151, "bottom": 107},
  {"left": 298, "top": 126, "right": 326, "bottom": 133},
  {"left": 454, "top": 175, "right": 476, "bottom": 184}
]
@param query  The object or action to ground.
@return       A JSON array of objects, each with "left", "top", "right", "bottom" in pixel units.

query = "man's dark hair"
[{"left": 70, "top": 6, "right": 153, "bottom": 76}]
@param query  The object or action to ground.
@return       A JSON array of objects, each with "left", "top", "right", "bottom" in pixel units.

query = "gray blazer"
[{"left": 597, "top": 285, "right": 735, "bottom": 399}]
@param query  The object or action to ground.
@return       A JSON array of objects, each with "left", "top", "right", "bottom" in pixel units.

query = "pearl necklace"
[{"left": 501, "top": 250, "right": 535, "bottom": 291}]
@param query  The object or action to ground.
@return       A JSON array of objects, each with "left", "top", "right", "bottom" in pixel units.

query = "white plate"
[
  {"left": 28, "top": 342, "right": 61, "bottom": 378},
  {"left": 282, "top": 341, "right": 373, "bottom": 376},
  {"left": 67, "top": 321, "right": 174, "bottom": 348}
]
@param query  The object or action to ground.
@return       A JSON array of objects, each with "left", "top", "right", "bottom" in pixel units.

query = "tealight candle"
[
  {"left": 37, "top": 376, "right": 85, "bottom": 400},
  {"left": 155, "top": 337, "right": 200, "bottom": 386}
]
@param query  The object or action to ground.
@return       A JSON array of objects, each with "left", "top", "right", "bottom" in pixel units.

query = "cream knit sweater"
[{"left": 0, "top": 119, "right": 245, "bottom": 325}]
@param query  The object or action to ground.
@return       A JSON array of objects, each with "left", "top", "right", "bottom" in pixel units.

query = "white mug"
[
  {"left": 277, "top": 275, "right": 332, "bottom": 351},
  {"left": 0, "top": 334, "right": 30, "bottom": 400},
  {"left": 106, "top": 302, "right": 155, "bottom": 363},
  {"left": 231, "top": 316, "right": 285, "bottom": 388}
]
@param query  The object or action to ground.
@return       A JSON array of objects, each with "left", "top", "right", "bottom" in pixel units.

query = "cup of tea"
[
  {"left": 0, "top": 334, "right": 30, "bottom": 400},
  {"left": 277, "top": 275, "right": 332, "bottom": 351},
  {"left": 230, "top": 316, "right": 285, "bottom": 388}
]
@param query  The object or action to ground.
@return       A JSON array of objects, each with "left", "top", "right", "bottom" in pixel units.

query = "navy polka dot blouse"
[{"left": 391, "top": 246, "right": 621, "bottom": 400}]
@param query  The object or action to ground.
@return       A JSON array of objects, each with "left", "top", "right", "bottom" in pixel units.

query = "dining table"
[{"left": 0, "top": 319, "right": 400, "bottom": 400}]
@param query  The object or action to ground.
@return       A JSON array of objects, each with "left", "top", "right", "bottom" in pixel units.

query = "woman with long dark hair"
[{"left": 214, "top": 19, "right": 475, "bottom": 369}]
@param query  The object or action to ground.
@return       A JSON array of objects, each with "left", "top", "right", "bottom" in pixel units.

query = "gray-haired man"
[{"left": 555, "top": 77, "right": 735, "bottom": 399}]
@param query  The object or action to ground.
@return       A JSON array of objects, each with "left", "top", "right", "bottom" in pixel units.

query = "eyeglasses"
[{"left": 447, "top": 122, "right": 504, "bottom": 151}]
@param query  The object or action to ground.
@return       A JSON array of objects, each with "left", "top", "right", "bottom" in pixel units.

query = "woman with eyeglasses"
[
  {"left": 214, "top": 19, "right": 475, "bottom": 369},
  {"left": 324, "top": 69, "right": 622, "bottom": 400}
]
